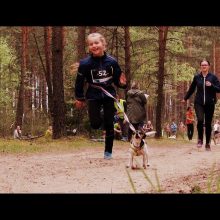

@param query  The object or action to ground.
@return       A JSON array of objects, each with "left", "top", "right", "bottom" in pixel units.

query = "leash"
[{"left": 90, "top": 84, "right": 136, "bottom": 133}]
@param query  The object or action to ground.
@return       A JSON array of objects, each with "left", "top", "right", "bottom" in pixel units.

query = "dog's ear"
[{"left": 132, "top": 131, "right": 136, "bottom": 136}]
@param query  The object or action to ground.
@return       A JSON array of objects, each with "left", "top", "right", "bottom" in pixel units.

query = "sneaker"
[
  {"left": 205, "top": 144, "right": 211, "bottom": 151},
  {"left": 104, "top": 152, "right": 112, "bottom": 160},
  {"left": 197, "top": 140, "right": 203, "bottom": 148}
]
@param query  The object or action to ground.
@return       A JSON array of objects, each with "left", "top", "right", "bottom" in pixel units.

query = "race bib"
[{"left": 90, "top": 67, "right": 113, "bottom": 83}]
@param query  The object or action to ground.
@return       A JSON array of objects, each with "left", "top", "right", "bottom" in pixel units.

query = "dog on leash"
[
  {"left": 212, "top": 130, "right": 220, "bottom": 145},
  {"left": 126, "top": 130, "right": 155, "bottom": 169}
]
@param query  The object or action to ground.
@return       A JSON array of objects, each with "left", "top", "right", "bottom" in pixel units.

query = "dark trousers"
[
  {"left": 88, "top": 98, "right": 115, "bottom": 153},
  {"left": 194, "top": 103, "right": 215, "bottom": 144},
  {"left": 186, "top": 124, "right": 194, "bottom": 140}
]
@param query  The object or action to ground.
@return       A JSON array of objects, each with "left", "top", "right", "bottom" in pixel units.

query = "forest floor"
[{"left": 1, "top": 137, "right": 220, "bottom": 193}]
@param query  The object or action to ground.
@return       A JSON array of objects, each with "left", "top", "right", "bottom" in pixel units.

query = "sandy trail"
[{"left": 0, "top": 140, "right": 220, "bottom": 193}]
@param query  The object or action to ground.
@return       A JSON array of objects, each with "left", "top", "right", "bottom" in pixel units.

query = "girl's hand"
[
  {"left": 205, "top": 81, "right": 212, "bottom": 86},
  {"left": 119, "top": 72, "right": 127, "bottom": 85}
]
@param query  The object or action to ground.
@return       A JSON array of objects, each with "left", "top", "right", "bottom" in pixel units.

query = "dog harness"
[{"left": 130, "top": 141, "right": 145, "bottom": 156}]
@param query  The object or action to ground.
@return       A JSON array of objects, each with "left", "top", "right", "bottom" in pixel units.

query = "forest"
[{"left": 1, "top": 26, "right": 220, "bottom": 139}]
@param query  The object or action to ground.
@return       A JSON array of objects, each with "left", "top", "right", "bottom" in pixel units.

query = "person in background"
[
  {"left": 114, "top": 94, "right": 128, "bottom": 141},
  {"left": 163, "top": 122, "right": 171, "bottom": 138},
  {"left": 213, "top": 119, "right": 220, "bottom": 144},
  {"left": 178, "top": 121, "right": 186, "bottom": 139},
  {"left": 126, "top": 81, "right": 149, "bottom": 141},
  {"left": 143, "top": 120, "right": 153, "bottom": 132},
  {"left": 182, "top": 59, "right": 220, "bottom": 151},
  {"left": 169, "top": 120, "right": 177, "bottom": 139},
  {"left": 114, "top": 121, "right": 122, "bottom": 140},
  {"left": 185, "top": 106, "right": 195, "bottom": 141},
  {"left": 14, "top": 125, "right": 22, "bottom": 139},
  {"left": 45, "top": 125, "right": 53, "bottom": 139}
]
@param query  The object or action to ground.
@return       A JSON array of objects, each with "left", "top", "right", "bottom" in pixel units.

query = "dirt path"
[{"left": 1, "top": 140, "right": 220, "bottom": 193}]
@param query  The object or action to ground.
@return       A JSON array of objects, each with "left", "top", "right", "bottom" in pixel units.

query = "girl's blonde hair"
[{"left": 87, "top": 33, "right": 107, "bottom": 49}]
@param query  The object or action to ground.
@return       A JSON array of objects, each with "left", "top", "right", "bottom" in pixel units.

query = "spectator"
[
  {"left": 14, "top": 125, "right": 22, "bottom": 139},
  {"left": 163, "top": 122, "right": 171, "bottom": 138},
  {"left": 143, "top": 120, "right": 153, "bottom": 132},
  {"left": 213, "top": 119, "right": 220, "bottom": 144},
  {"left": 114, "top": 94, "right": 128, "bottom": 141},
  {"left": 45, "top": 125, "right": 53, "bottom": 139},
  {"left": 185, "top": 106, "right": 195, "bottom": 141},
  {"left": 178, "top": 121, "right": 186, "bottom": 139},
  {"left": 114, "top": 122, "right": 122, "bottom": 140},
  {"left": 126, "top": 81, "right": 149, "bottom": 142},
  {"left": 169, "top": 120, "right": 177, "bottom": 139}
]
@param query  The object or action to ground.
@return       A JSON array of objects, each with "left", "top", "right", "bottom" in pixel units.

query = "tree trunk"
[
  {"left": 187, "top": 35, "right": 194, "bottom": 105},
  {"left": 115, "top": 28, "right": 119, "bottom": 61},
  {"left": 41, "top": 76, "right": 47, "bottom": 114},
  {"left": 44, "top": 27, "right": 53, "bottom": 116},
  {"left": 77, "top": 26, "right": 86, "bottom": 60},
  {"left": 23, "top": 27, "right": 31, "bottom": 116},
  {"left": 76, "top": 26, "right": 87, "bottom": 132},
  {"left": 124, "top": 26, "right": 131, "bottom": 90},
  {"left": 213, "top": 40, "right": 220, "bottom": 99},
  {"left": 51, "top": 26, "right": 66, "bottom": 139},
  {"left": 89, "top": 27, "right": 97, "bottom": 33},
  {"left": 15, "top": 26, "right": 28, "bottom": 128},
  {"left": 155, "top": 26, "right": 169, "bottom": 138}
]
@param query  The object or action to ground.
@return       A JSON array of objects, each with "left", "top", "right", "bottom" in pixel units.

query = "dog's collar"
[{"left": 130, "top": 142, "right": 142, "bottom": 149}]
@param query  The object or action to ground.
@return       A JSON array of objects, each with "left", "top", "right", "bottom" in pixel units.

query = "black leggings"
[
  {"left": 194, "top": 103, "right": 215, "bottom": 144},
  {"left": 88, "top": 98, "right": 115, "bottom": 153},
  {"left": 186, "top": 124, "right": 194, "bottom": 140}
]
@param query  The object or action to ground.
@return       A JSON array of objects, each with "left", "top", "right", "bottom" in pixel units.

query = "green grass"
[
  {"left": 0, "top": 136, "right": 103, "bottom": 154},
  {"left": 0, "top": 136, "right": 191, "bottom": 154},
  {"left": 206, "top": 163, "right": 220, "bottom": 193},
  {"left": 190, "top": 163, "right": 220, "bottom": 194}
]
